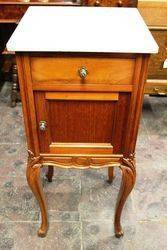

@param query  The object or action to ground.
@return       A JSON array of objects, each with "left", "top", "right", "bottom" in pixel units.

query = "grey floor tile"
[
  {"left": 142, "top": 96, "right": 167, "bottom": 136},
  {"left": 0, "top": 176, "right": 39, "bottom": 222},
  {"left": 132, "top": 220, "right": 167, "bottom": 250},
  {"left": 133, "top": 164, "right": 167, "bottom": 221},
  {"left": 82, "top": 221, "right": 135, "bottom": 250},
  {"left": 0, "top": 104, "right": 26, "bottom": 144},
  {"left": 43, "top": 178, "right": 81, "bottom": 212},
  {"left": 0, "top": 144, "right": 27, "bottom": 177},
  {"left": 79, "top": 168, "right": 136, "bottom": 224},
  {"left": 0, "top": 223, "right": 14, "bottom": 250},
  {"left": 0, "top": 222, "right": 43, "bottom": 250},
  {"left": 42, "top": 222, "right": 81, "bottom": 250}
]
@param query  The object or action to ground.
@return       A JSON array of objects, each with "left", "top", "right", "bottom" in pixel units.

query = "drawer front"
[
  {"left": 148, "top": 30, "right": 167, "bottom": 79},
  {"left": 30, "top": 56, "right": 135, "bottom": 85}
]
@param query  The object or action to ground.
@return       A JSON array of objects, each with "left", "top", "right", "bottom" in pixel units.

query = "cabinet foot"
[
  {"left": 26, "top": 150, "right": 48, "bottom": 237},
  {"left": 114, "top": 155, "right": 136, "bottom": 238}
]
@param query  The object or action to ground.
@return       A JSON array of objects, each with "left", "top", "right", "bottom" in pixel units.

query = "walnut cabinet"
[{"left": 7, "top": 7, "right": 158, "bottom": 238}]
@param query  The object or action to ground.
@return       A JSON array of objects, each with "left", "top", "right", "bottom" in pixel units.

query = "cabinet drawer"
[{"left": 30, "top": 55, "right": 135, "bottom": 85}]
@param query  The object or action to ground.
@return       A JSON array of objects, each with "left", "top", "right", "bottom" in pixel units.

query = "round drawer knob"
[
  {"left": 117, "top": 0, "right": 123, "bottom": 7},
  {"left": 94, "top": 0, "right": 101, "bottom": 6},
  {"left": 78, "top": 67, "right": 88, "bottom": 79},
  {"left": 39, "top": 121, "right": 47, "bottom": 131}
]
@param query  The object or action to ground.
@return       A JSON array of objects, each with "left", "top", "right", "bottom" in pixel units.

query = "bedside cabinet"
[{"left": 7, "top": 7, "right": 158, "bottom": 238}]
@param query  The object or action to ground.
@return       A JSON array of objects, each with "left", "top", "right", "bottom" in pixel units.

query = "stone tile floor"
[{"left": 0, "top": 82, "right": 166, "bottom": 250}]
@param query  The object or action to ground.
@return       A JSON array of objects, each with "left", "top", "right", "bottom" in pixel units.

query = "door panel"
[
  {"left": 48, "top": 99, "right": 116, "bottom": 143},
  {"left": 34, "top": 91, "right": 131, "bottom": 154}
]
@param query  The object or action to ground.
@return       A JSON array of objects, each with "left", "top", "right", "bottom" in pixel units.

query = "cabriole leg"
[
  {"left": 114, "top": 156, "right": 136, "bottom": 238},
  {"left": 26, "top": 151, "right": 48, "bottom": 237}
]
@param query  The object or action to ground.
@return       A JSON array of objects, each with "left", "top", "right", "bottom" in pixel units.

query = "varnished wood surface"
[
  {"left": 138, "top": 0, "right": 167, "bottom": 26},
  {"left": 147, "top": 30, "right": 167, "bottom": 80},
  {"left": 138, "top": 0, "right": 167, "bottom": 94},
  {"left": 87, "top": 0, "right": 137, "bottom": 6},
  {"left": 145, "top": 79, "right": 167, "bottom": 95},
  {"left": 16, "top": 52, "right": 150, "bottom": 238},
  {"left": 45, "top": 92, "right": 119, "bottom": 101},
  {"left": 0, "top": 1, "right": 80, "bottom": 23},
  {"left": 30, "top": 56, "right": 135, "bottom": 85},
  {"left": 0, "top": 0, "right": 137, "bottom": 23},
  {"left": 49, "top": 142, "right": 113, "bottom": 154}
]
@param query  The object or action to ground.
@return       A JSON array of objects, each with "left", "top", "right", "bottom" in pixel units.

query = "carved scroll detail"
[
  {"left": 42, "top": 156, "right": 120, "bottom": 170},
  {"left": 122, "top": 153, "right": 136, "bottom": 175},
  {"left": 27, "top": 150, "right": 41, "bottom": 168}
]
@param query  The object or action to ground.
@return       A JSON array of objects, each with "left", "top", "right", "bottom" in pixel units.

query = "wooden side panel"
[
  {"left": 34, "top": 92, "right": 51, "bottom": 153},
  {"left": 16, "top": 54, "right": 40, "bottom": 155}
]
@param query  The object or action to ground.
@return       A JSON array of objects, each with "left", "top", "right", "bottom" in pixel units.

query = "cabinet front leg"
[
  {"left": 26, "top": 151, "right": 48, "bottom": 237},
  {"left": 114, "top": 155, "right": 136, "bottom": 238}
]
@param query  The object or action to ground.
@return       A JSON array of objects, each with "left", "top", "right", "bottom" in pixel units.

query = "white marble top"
[{"left": 7, "top": 6, "right": 158, "bottom": 54}]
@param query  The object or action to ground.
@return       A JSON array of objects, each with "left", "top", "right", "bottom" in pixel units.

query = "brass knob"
[
  {"left": 78, "top": 67, "right": 88, "bottom": 79},
  {"left": 39, "top": 121, "right": 47, "bottom": 131},
  {"left": 117, "top": 0, "right": 123, "bottom": 7},
  {"left": 94, "top": 0, "right": 101, "bottom": 6}
]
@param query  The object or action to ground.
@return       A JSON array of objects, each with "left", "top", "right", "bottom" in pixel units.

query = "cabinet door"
[{"left": 34, "top": 91, "right": 130, "bottom": 154}]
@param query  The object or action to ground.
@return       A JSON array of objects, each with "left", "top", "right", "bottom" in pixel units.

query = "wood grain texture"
[
  {"left": 86, "top": 0, "right": 137, "bottom": 7},
  {"left": 16, "top": 52, "right": 150, "bottom": 238},
  {"left": 114, "top": 154, "right": 136, "bottom": 237},
  {"left": 147, "top": 30, "right": 167, "bottom": 79},
  {"left": 30, "top": 56, "right": 135, "bottom": 85},
  {"left": 48, "top": 100, "right": 117, "bottom": 143},
  {"left": 50, "top": 142, "right": 113, "bottom": 154},
  {"left": 138, "top": 0, "right": 167, "bottom": 94},
  {"left": 0, "top": 0, "right": 137, "bottom": 23},
  {"left": 138, "top": 0, "right": 167, "bottom": 26},
  {"left": 26, "top": 150, "right": 48, "bottom": 237},
  {"left": 41, "top": 154, "right": 122, "bottom": 169},
  {"left": 145, "top": 79, "right": 167, "bottom": 95},
  {"left": 0, "top": 1, "right": 80, "bottom": 22},
  {"left": 45, "top": 92, "right": 119, "bottom": 101}
]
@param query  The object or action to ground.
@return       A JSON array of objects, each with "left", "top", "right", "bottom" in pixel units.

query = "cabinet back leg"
[
  {"left": 46, "top": 165, "right": 54, "bottom": 182},
  {"left": 107, "top": 167, "right": 114, "bottom": 184}
]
